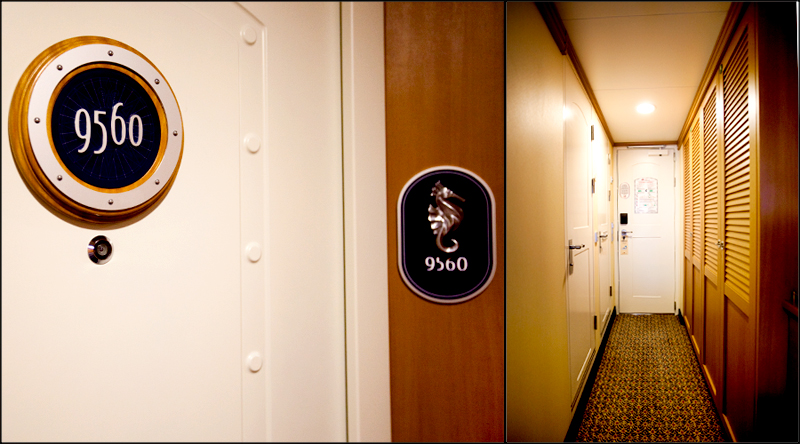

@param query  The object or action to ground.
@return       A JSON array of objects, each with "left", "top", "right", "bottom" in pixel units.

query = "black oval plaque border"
[{"left": 397, "top": 165, "right": 497, "bottom": 304}]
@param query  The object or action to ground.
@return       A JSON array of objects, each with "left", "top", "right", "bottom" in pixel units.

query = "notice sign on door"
[
  {"left": 619, "top": 182, "right": 630, "bottom": 199},
  {"left": 634, "top": 177, "right": 658, "bottom": 214}
]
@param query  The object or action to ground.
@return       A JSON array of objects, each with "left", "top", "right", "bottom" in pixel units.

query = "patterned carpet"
[{"left": 575, "top": 314, "right": 726, "bottom": 442}]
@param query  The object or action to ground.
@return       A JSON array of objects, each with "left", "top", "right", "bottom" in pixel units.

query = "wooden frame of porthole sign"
[
  {"left": 397, "top": 166, "right": 497, "bottom": 304},
  {"left": 8, "top": 36, "right": 183, "bottom": 224}
]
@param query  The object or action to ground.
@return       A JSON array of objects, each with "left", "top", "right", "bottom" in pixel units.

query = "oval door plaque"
[
  {"left": 8, "top": 36, "right": 183, "bottom": 224},
  {"left": 397, "top": 166, "right": 496, "bottom": 304}
]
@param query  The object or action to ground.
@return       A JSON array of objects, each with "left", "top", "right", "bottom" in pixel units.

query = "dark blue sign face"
[
  {"left": 50, "top": 65, "right": 161, "bottom": 189},
  {"left": 398, "top": 167, "right": 496, "bottom": 303}
]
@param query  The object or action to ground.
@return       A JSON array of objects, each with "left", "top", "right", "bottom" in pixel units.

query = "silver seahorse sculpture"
[{"left": 427, "top": 181, "right": 465, "bottom": 253}]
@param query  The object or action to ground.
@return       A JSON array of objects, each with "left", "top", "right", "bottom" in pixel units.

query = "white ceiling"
[{"left": 555, "top": 2, "right": 730, "bottom": 144}]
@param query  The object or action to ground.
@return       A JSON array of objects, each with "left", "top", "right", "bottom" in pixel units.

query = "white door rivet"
[
  {"left": 246, "top": 242, "right": 262, "bottom": 262},
  {"left": 245, "top": 134, "right": 261, "bottom": 153},
  {"left": 247, "top": 352, "right": 262, "bottom": 372},
  {"left": 241, "top": 26, "right": 257, "bottom": 45}
]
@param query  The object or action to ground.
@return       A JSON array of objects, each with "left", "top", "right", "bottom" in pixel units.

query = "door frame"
[
  {"left": 563, "top": 57, "right": 596, "bottom": 404},
  {"left": 613, "top": 145, "right": 681, "bottom": 314},
  {"left": 341, "top": 2, "right": 392, "bottom": 442}
]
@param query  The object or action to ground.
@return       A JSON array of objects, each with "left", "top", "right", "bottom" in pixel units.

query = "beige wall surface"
[{"left": 507, "top": 2, "right": 574, "bottom": 442}]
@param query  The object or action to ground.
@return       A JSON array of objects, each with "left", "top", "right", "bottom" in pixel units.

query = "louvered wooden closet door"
[
  {"left": 723, "top": 27, "right": 754, "bottom": 308},
  {"left": 683, "top": 139, "right": 694, "bottom": 333},
  {"left": 702, "top": 82, "right": 724, "bottom": 407},
  {"left": 703, "top": 88, "right": 720, "bottom": 284},
  {"left": 691, "top": 118, "right": 704, "bottom": 268},
  {"left": 689, "top": 115, "right": 705, "bottom": 354},
  {"left": 720, "top": 12, "right": 757, "bottom": 440},
  {"left": 683, "top": 142, "right": 692, "bottom": 258}
]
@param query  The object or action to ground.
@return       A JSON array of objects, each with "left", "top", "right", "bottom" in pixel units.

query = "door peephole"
[{"left": 88, "top": 235, "right": 113, "bottom": 265}]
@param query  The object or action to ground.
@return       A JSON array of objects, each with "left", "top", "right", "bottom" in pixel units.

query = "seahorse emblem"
[{"left": 427, "top": 181, "right": 465, "bottom": 253}]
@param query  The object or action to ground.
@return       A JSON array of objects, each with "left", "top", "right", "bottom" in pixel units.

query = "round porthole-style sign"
[
  {"left": 397, "top": 166, "right": 497, "bottom": 304},
  {"left": 8, "top": 36, "right": 183, "bottom": 224}
]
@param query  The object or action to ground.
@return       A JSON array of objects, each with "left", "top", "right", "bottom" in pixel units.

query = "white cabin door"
[
  {"left": 616, "top": 147, "right": 676, "bottom": 313},
  {"left": 2, "top": 2, "right": 347, "bottom": 441},
  {"left": 593, "top": 123, "right": 613, "bottom": 331},
  {"left": 564, "top": 60, "right": 595, "bottom": 400}
]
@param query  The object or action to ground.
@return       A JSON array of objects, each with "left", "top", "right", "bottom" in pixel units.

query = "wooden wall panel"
[
  {"left": 753, "top": 3, "right": 799, "bottom": 440},
  {"left": 385, "top": 3, "right": 504, "bottom": 442}
]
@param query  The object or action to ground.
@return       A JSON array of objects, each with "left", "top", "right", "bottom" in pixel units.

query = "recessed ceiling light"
[{"left": 636, "top": 103, "right": 655, "bottom": 114}]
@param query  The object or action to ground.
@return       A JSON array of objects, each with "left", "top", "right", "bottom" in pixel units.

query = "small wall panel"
[
  {"left": 704, "top": 276, "right": 722, "bottom": 401},
  {"left": 692, "top": 266, "right": 705, "bottom": 357},
  {"left": 684, "top": 257, "right": 694, "bottom": 332},
  {"left": 723, "top": 300, "right": 755, "bottom": 441}
]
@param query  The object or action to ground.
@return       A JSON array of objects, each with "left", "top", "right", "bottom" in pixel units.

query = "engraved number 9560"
[
  {"left": 425, "top": 256, "right": 468, "bottom": 271},
  {"left": 74, "top": 102, "right": 143, "bottom": 155}
]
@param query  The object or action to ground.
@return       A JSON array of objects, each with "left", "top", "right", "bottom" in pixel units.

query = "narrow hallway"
[
  {"left": 573, "top": 314, "right": 725, "bottom": 442},
  {"left": 508, "top": 2, "right": 797, "bottom": 441}
]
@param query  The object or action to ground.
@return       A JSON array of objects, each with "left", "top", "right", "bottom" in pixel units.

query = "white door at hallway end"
[{"left": 616, "top": 147, "right": 676, "bottom": 313}]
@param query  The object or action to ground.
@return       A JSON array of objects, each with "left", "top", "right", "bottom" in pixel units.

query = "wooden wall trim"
[
  {"left": 535, "top": 2, "right": 568, "bottom": 54},
  {"left": 536, "top": 2, "right": 615, "bottom": 146},
  {"left": 678, "top": 2, "right": 748, "bottom": 146}
]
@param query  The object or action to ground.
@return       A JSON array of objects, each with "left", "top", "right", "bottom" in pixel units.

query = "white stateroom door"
[
  {"left": 616, "top": 147, "right": 676, "bottom": 313},
  {"left": 564, "top": 60, "right": 594, "bottom": 400},
  {"left": 593, "top": 124, "right": 612, "bottom": 331},
  {"left": 2, "top": 2, "right": 348, "bottom": 442}
]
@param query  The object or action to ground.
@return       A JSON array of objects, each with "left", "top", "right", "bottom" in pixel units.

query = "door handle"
[
  {"left": 598, "top": 231, "right": 609, "bottom": 252},
  {"left": 568, "top": 240, "right": 585, "bottom": 274},
  {"left": 621, "top": 229, "right": 633, "bottom": 239}
]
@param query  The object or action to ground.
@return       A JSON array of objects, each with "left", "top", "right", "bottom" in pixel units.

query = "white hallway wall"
[{"left": 507, "top": 2, "right": 574, "bottom": 442}]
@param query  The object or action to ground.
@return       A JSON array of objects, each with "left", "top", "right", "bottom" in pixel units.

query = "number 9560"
[{"left": 425, "top": 257, "right": 468, "bottom": 271}]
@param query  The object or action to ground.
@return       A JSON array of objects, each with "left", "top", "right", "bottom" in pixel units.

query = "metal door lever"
[
  {"left": 598, "top": 231, "right": 609, "bottom": 252},
  {"left": 568, "top": 240, "right": 584, "bottom": 274}
]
